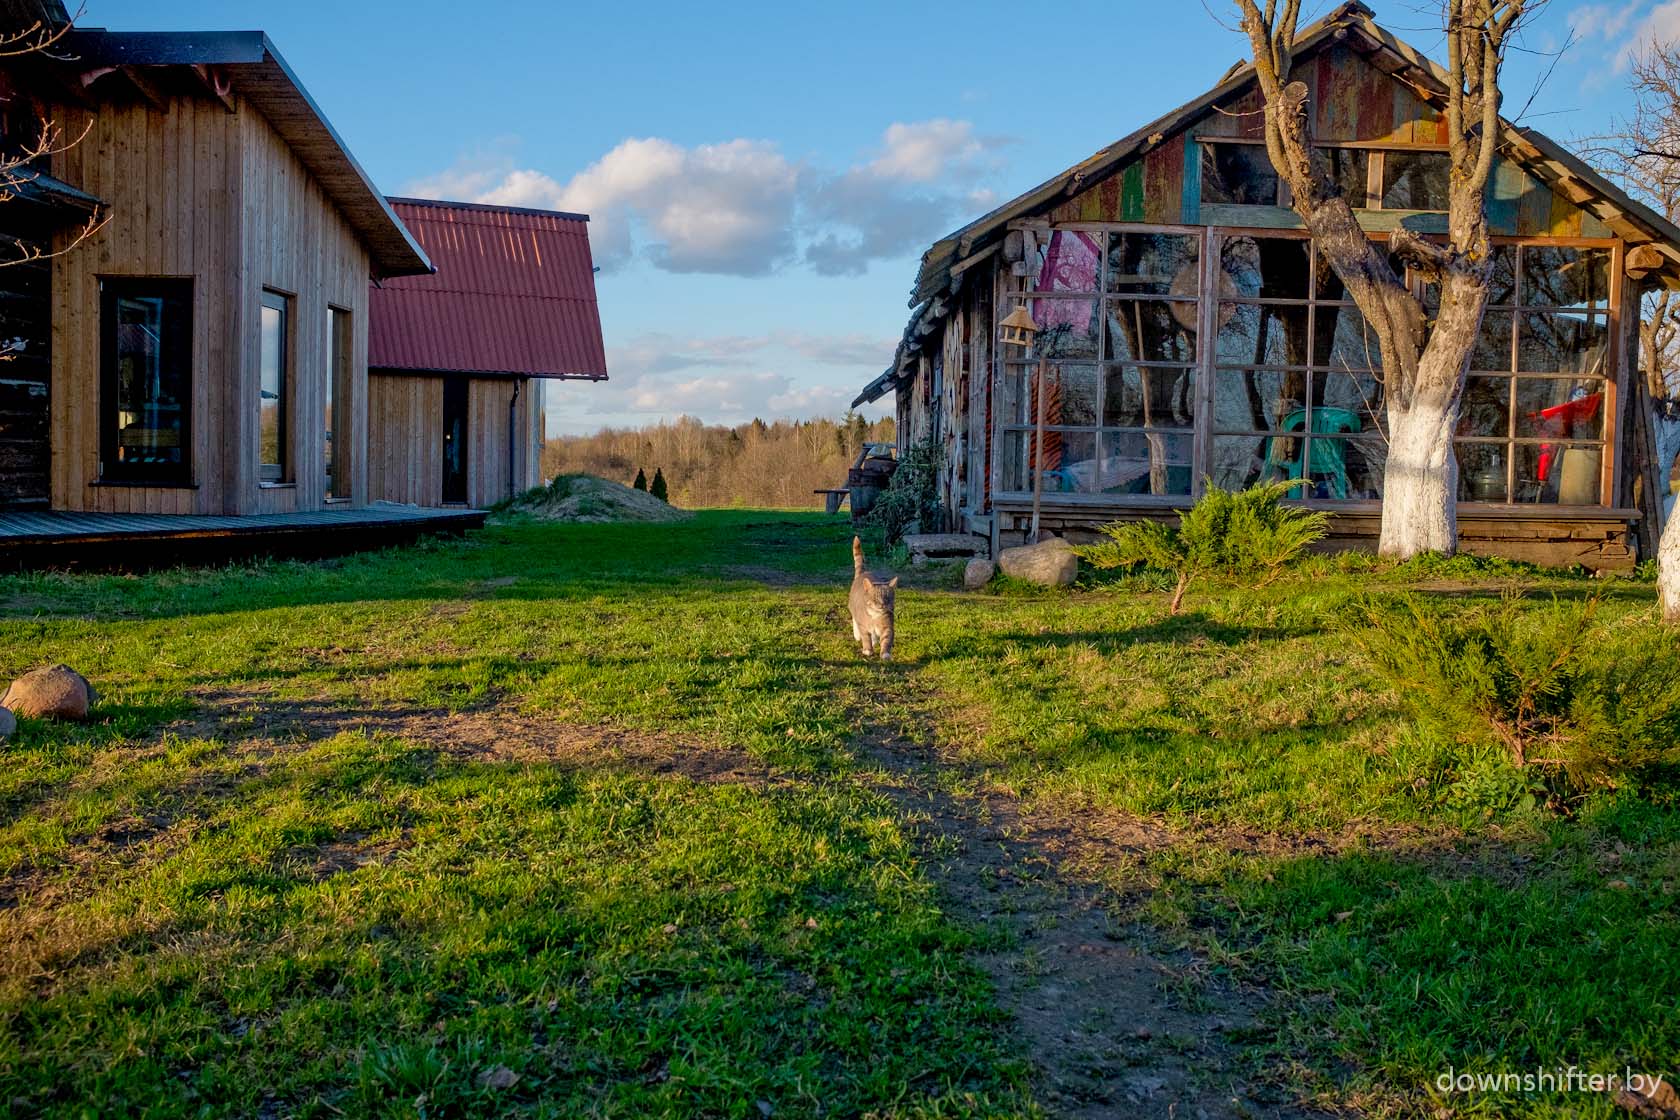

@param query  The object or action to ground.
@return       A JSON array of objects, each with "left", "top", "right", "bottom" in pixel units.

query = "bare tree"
[
  {"left": 1581, "top": 43, "right": 1680, "bottom": 619},
  {"left": 1234, "top": 0, "right": 1539, "bottom": 557},
  {"left": 1582, "top": 46, "right": 1680, "bottom": 402}
]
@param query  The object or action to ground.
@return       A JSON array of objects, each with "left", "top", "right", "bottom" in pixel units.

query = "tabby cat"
[{"left": 848, "top": 536, "right": 898, "bottom": 660}]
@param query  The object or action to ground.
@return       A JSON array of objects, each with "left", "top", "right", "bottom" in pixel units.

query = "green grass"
[{"left": 1, "top": 510, "right": 1677, "bottom": 1117}]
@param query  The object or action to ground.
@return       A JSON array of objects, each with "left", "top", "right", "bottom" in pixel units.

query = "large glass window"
[
  {"left": 259, "top": 290, "right": 290, "bottom": 483},
  {"left": 1448, "top": 244, "right": 1613, "bottom": 504},
  {"left": 1002, "top": 229, "right": 1200, "bottom": 497},
  {"left": 326, "top": 306, "right": 351, "bottom": 498},
  {"left": 100, "top": 278, "right": 192, "bottom": 483},
  {"left": 1209, "top": 233, "right": 1388, "bottom": 499}
]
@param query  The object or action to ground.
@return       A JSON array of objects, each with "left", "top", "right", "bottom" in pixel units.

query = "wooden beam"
[
  {"left": 188, "top": 64, "right": 235, "bottom": 113},
  {"left": 119, "top": 66, "right": 168, "bottom": 112}
]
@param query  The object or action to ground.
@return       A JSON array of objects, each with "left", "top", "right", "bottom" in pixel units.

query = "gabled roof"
[
  {"left": 858, "top": 1, "right": 1680, "bottom": 406},
  {"left": 55, "top": 29, "right": 432, "bottom": 279},
  {"left": 0, "top": 0, "right": 69, "bottom": 32},
  {"left": 368, "top": 198, "right": 609, "bottom": 381}
]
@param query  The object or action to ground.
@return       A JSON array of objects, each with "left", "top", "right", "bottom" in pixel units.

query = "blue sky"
[{"left": 92, "top": 0, "right": 1679, "bottom": 434}]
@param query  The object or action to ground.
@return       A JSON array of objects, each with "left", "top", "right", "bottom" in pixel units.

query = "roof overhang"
[
  {"left": 370, "top": 366, "right": 608, "bottom": 382},
  {"left": 61, "top": 29, "right": 433, "bottom": 279}
]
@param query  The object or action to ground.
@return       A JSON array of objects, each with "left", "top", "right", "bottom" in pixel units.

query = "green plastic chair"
[{"left": 1264, "top": 407, "right": 1361, "bottom": 499}]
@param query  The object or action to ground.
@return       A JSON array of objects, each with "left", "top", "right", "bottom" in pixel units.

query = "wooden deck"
[{"left": 0, "top": 504, "right": 487, "bottom": 570}]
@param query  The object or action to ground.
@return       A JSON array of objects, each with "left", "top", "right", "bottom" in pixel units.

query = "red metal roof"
[{"left": 368, "top": 198, "right": 608, "bottom": 379}]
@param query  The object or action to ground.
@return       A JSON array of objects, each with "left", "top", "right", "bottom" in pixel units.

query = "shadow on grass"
[
  {"left": 1165, "top": 800, "right": 1680, "bottom": 1111},
  {"left": 919, "top": 611, "right": 1313, "bottom": 664},
  {"left": 0, "top": 737, "right": 1035, "bottom": 1119},
  {"left": 0, "top": 511, "right": 859, "bottom": 622}
]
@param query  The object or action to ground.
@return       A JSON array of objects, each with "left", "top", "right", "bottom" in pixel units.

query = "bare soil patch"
[
  {"left": 181, "top": 687, "right": 781, "bottom": 789},
  {"left": 853, "top": 721, "right": 1327, "bottom": 1119}
]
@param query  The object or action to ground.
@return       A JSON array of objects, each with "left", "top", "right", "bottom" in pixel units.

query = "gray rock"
[
  {"left": 1, "top": 664, "right": 97, "bottom": 721},
  {"left": 0, "top": 705, "right": 14, "bottom": 740},
  {"left": 963, "top": 558, "right": 996, "bottom": 589},
  {"left": 997, "top": 537, "right": 1078, "bottom": 588}
]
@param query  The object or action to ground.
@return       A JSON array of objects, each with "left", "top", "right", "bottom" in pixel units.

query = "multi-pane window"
[
  {"left": 100, "top": 278, "right": 192, "bottom": 483},
  {"left": 1199, "top": 140, "right": 1449, "bottom": 211},
  {"left": 999, "top": 226, "right": 1616, "bottom": 508},
  {"left": 999, "top": 228, "right": 1198, "bottom": 497},
  {"left": 259, "top": 290, "right": 290, "bottom": 483},
  {"left": 1209, "top": 234, "right": 1389, "bottom": 499},
  {"left": 1450, "top": 245, "right": 1613, "bottom": 505}
]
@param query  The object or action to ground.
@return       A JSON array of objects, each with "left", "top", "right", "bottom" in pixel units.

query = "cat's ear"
[{"left": 886, "top": 576, "right": 899, "bottom": 588}]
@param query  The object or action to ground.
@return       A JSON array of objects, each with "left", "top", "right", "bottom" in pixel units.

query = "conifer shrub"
[
  {"left": 1074, "top": 481, "right": 1328, "bottom": 613},
  {"left": 650, "top": 468, "right": 669, "bottom": 502},
  {"left": 862, "top": 436, "right": 943, "bottom": 545},
  {"left": 1344, "top": 592, "right": 1680, "bottom": 799},
  {"left": 632, "top": 468, "right": 647, "bottom": 491}
]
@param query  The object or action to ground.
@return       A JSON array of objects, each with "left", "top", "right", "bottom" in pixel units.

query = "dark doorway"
[{"left": 442, "top": 378, "right": 468, "bottom": 504}]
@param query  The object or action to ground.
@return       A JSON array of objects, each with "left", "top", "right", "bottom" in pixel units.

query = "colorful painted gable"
[{"left": 1048, "top": 43, "right": 1608, "bottom": 239}]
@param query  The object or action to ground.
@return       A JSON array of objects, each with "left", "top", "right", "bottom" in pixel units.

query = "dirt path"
[{"left": 851, "top": 711, "right": 1325, "bottom": 1120}]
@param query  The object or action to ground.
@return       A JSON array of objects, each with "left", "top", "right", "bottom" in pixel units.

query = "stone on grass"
[
  {"left": 0, "top": 705, "right": 14, "bottom": 741},
  {"left": 1, "top": 664, "right": 98, "bottom": 721},
  {"left": 963, "top": 558, "right": 996, "bottom": 590},
  {"left": 997, "top": 537, "right": 1078, "bottom": 588}
]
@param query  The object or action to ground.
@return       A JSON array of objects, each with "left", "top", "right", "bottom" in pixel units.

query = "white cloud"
[
  {"left": 866, "top": 118, "right": 988, "bottom": 183},
  {"left": 540, "top": 330, "right": 895, "bottom": 433},
  {"left": 1569, "top": 1, "right": 1642, "bottom": 43},
  {"left": 405, "top": 118, "right": 1009, "bottom": 279},
  {"left": 1567, "top": 0, "right": 1680, "bottom": 72}
]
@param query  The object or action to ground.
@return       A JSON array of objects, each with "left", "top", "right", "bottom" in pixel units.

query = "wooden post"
[
  {"left": 1031, "top": 356, "right": 1048, "bottom": 543},
  {"left": 1133, "top": 301, "right": 1167, "bottom": 495}
]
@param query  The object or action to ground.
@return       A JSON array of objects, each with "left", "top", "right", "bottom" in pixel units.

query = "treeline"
[{"left": 541, "top": 414, "right": 898, "bottom": 509}]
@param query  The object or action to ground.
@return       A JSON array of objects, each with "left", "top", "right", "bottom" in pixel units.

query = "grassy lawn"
[{"left": 1, "top": 509, "right": 1675, "bottom": 1117}]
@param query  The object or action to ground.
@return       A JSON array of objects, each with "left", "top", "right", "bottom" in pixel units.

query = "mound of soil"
[{"left": 504, "top": 474, "right": 692, "bottom": 524}]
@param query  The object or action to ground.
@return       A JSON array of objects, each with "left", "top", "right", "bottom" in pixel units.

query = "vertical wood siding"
[
  {"left": 367, "top": 372, "right": 443, "bottom": 505},
  {"left": 367, "top": 373, "right": 538, "bottom": 508},
  {"left": 241, "top": 102, "right": 371, "bottom": 514},
  {"left": 47, "top": 92, "right": 372, "bottom": 515},
  {"left": 50, "top": 95, "right": 238, "bottom": 514}
]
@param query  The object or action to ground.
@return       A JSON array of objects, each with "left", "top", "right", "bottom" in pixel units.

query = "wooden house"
[
  {"left": 366, "top": 199, "right": 608, "bottom": 508},
  {"left": 0, "top": 9, "right": 435, "bottom": 519},
  {"left": 856, "top": 1, "right": 1680, "bottom": 569}
]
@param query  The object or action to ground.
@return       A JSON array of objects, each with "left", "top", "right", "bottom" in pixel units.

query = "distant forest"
[{"left": 541, "top": 415, "right": 898, "bottom": 509}]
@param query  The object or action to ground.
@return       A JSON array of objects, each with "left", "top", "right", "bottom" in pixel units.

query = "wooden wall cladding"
[
  {"left": 48, "top": 91, "right": 372, "bottom": 515},
  {"left": 368, "top": 373, "right": 539, "bottom": 509},
  {"left": 368, "top": 372, "right": 443, "bottom": 506},
  {"left": 50, "top": 94, "right": 239, "bottom": 514}
]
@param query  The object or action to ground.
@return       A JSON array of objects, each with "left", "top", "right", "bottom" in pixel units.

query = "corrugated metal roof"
[{"left": 368, "top": 198, "right": 609, "bottom": 379}]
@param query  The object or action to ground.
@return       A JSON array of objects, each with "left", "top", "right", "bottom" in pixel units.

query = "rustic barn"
[
  {"left": 857, "top": 1, "right": 1680, "bottom": 570},
  {"left": 367, "top": 199, "right": 608, "bottom": 508},
  {"left": 0, "top": 10, "right": 438, "bottom": 524}
]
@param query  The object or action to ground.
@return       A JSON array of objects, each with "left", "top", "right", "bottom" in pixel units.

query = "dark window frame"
[
  {"left": 259, "top": 288, "right": 292, "bottom": 484},
  {"left": 99, "top": 276, "right": 194, "bottom": 485},
  {"left": 326, "top": 305, "right": 353, "bottom": 500}
]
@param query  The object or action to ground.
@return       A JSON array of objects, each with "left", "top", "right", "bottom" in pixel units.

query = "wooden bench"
[{"left": 813, "top": 488, "right": 850, "bottom": 515}]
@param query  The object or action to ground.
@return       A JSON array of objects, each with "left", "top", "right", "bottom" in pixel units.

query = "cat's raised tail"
[{"left": 852, "top": 535, "right": 865, "bottom": 576}]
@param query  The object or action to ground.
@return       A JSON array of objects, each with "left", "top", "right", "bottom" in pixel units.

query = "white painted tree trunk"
[
  {"left": 1661, "top": 500, "right": 1680, "bottom": 623},
  {"left": 1379, "top": 396, "right": 1459, "bottom": 558}
]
